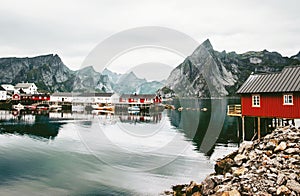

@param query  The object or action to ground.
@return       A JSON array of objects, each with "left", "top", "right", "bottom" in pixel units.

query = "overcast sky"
[{"left": 0, "top": 0, "right": 299, "bottom": 75}]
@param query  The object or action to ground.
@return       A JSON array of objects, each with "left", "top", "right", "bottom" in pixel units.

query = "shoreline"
[{"left": 167, "top": 126, "right": 300, "bottom": 195}]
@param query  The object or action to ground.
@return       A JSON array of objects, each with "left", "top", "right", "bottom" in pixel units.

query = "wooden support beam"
[
  {"left": 242, "top": 116, "right": 245, "bottom": 141},
  {"left": 258, "top": 117, "right": 261, "bottom": 140},
  {"left": 292, "top": 119, "right": 295, "bottom": 126}
]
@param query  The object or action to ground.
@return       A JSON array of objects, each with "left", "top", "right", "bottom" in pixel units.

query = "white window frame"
[
  {"left": 283, "top": 94, "right": 293, "bottom": 105},
  {"left": 252, "top": 94, "right": 260, "bottom": 107}
]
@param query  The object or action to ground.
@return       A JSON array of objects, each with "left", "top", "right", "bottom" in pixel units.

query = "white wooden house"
[
  {"left": 0, "top": 86, "right": 7, "bottom": 101},
  {"left": 50, "top": 92, "right": 114, "bottom": 104},
  {"left": 50, "top": 92, "right": 76, "bottom": 103},
  {"left": 14, "top": 83, "right": 38, "bottom": 94},
  {"left": 111, "top": 93, "right": 120, "bottom": 104},
  {"left": 1, "top": 84, "right": 15, "bottom": 92},
  {"left": 1, "top": 84, "right": 15, "bottom": 98}
]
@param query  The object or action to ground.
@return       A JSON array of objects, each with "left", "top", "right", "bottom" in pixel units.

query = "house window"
[
  {"left": 252, "top": 94, "right": 260, "bottom": 107},
  {"left": 283, "top": 94, "right": 293, "bottom": 105}
]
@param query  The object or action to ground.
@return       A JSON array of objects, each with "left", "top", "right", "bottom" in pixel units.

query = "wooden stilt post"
[
  {"left": 266, "top": 119, "right": 268, "bottom": 133},
  {"left": 258, "top": 117, "right": 261, "bottom": 140},
  {"left": 237, "top": 117, "right": 240, "bottom": 139},
  {"left": 292, "top": 119, "right": 295, "bottom": 126},
  {"left": 242, "top": 116, "right": 245, "bottom": 141}
]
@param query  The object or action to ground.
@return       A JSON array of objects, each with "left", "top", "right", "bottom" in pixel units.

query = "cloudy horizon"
[{"left": 0, "top": 0, "right": 299, "bottom": 73}]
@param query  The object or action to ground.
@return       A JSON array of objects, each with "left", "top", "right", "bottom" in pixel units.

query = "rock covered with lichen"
[{"left": 168, "top": 126, "right": 300, "bottom": 196}]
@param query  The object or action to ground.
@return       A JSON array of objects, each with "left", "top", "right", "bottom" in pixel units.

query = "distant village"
[{"left": 0, "top": 82, "right": 163, "bottom": 112}]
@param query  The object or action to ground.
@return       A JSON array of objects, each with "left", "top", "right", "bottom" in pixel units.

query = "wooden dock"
[{"left": 227, "top": 104, "right": 242, "bottom": 117}]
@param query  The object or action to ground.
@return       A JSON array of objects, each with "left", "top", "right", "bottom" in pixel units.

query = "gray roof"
[
  {"left": 0, "top": 86, "right": 6, "bottom": 91},
  {"left": 237, "top": 66, "right": 300, "bottom": 94},
  {"left": 77, "top": 93, "right": 113, "bottom": 97},
  {"left": 51, "top": 92, "right": 79, "bottom": 97},
  {"left": 120, "top": 94, "right": 157, "bottom": 99},
  {"left": 15, "top": 83, "right": 35, "bottom": 89},
  {"left": 51, "top": 92, "right": 113, "bottom": 97}
]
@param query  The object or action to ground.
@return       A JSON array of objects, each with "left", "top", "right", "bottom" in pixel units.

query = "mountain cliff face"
[
  {"left": 135, "top": 81, "right": 164, "bottom": 94},
  {"left": 162, "top": 40, "right": 300, "bottom": 97},
  {"left": 164, "top": 39, "right": 237, "bottom": 97},
  {"left": 102, "top": 68, "right": 122, "bottom": 83},
  {"left": 113, "top": 71, "right": 147, "bottom": 94},
  {"left": 72, "top": 66, "right": 113, "bottom": 92},
  {"left": 102, "top": 69, "right": 164, "bottom": 94},
  {"left": 0, "top": 54, "right": 74, "bottom": 92}
]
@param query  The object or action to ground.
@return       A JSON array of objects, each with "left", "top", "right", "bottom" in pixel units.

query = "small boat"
[
  {"left": 164, "top": 104, "right": 175, "bottom": 110},
  {"left": 49, "top": 104, "right": 62, "bottom": 112},
  {"left": 92, "top": 110, "right": 114, "bottom": 115},
  {"left": 91, "top": 104, "right": 114, "bottom": 111},
  {"left": 128, "top": 110, "right": 140, "bottom": 114},
  {"left": 25, "top": 105, "right": 37, "bottom": 111},
  {"left": 36, "top": 103, "right": 50, "bottom": 111},
  {"left": 128, "top": 106, "right": 140, "bottom": 111},
  {"left": 72, "top": 105, "right": 85, "bottom": 112},
  {"left": 178, "top": 107, "right": 183, "bottom": 111},
  {"left": 201, "top": 107, "right": 208, "bottom": 112}
]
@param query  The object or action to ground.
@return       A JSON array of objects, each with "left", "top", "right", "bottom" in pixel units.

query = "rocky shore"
[{"left": 168, "top": 126, "right": 300, "bottom": 196}]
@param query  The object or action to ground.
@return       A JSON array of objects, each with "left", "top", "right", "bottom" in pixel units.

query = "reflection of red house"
[{"left": 153, "top": 96, "right": 162, "bottom": 103}]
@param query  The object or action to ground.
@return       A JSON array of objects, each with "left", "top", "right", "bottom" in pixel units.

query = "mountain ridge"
[
  {"left": 0, "top": 41, "right": 299, "bottom": 96},
  {"left": 0, "top": 54, "right": 164, "bottom": 94}
]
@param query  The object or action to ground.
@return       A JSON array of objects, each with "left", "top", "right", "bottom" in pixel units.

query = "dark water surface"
[{"left": 0, "top": 99, "right": 240, "bottom": 195}]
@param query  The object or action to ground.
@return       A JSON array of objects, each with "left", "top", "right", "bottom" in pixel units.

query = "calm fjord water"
[{"left": 0, "top": 99, "right": 240, "bottom": 195}]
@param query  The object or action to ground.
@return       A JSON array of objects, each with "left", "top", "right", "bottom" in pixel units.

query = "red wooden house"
[
  {"left": 119, "top": 94, "right": 162, "bottom": 104},
  {"left": 12, "top": 93, "right": 50, "bottom": 102},
  {"left": 237, "top": 66, "right": 300, "bottom": 119},
  {"left": 228, "top": 66, "right": 300, "bottom": 140}
]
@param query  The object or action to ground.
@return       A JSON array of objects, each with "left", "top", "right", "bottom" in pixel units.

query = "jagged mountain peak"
[
  {"left": 117, "top": 71, "right": 141, "bottom": 83},
  {"left": 201, "top": 39, "right": 213, "bottom": 50},
  {"left": 28, "top": 54, "right": 61, "bottom": 61},
  {"left": 78, "top": 65, "right": 96, "bottom": 73},
  {"left": 189, "top": 39, "right": 215, "bottom": 63},
  {"left": 127, "top": 71, "right": 137, "bottom": 77},
  {"left": 164, "top": 39, "right": 236, "bottom": 97},
  {"left": 102, "top": 67, "right": 111, "bottom": 74},
  {"left": 103, "top": 67, "right": 112, "bottom": 72},
  {"left": 102, "top": 67, "right": 115, "bottom": 75}
]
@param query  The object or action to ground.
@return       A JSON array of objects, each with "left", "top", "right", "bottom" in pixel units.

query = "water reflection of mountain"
[
  {"left": 115, "top": 111, "right": 162, "bottom": 124},
  {"left": 0, "top": 111, "right": 64, "bottom": 139},
  {"left": 168, "top": 98, "right": 240, "bottom": 155}
]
